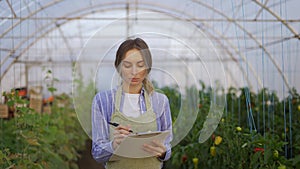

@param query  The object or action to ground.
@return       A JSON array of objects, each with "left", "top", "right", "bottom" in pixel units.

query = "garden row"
[
  {"left": 160, "top": 83, "right": 300, "bottom": 169},
  {"left": 1, "top": 82, "right": 300, "bottom": 169},
  {"left": 0, "top": 90, "right": 88, "bottom": 169}
]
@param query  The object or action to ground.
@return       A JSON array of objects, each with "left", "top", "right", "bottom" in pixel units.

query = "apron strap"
[
  {"left": 114, "top": 86, "right": 122, "bottom": 112},
  {"left": 143, "top": 90, "right": 153, "bottom": 112}
]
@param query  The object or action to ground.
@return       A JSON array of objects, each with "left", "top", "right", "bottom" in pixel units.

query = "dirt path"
[{"left": 77, "top": 140, "right": 105, "bottom": 169}]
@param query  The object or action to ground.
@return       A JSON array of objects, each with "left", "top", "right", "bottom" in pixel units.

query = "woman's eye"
[
  {"left": 123, "top": 63, "right": 131, "bottom": 68},
  {"left": 137, "top": 63, "right": 145, "bottom": 67}
]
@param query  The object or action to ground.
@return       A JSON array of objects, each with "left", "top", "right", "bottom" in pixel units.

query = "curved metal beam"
[
  {"left": 252, "top": 0, "right": 300, "bottom": 40},
  {"left": 254, "top": 0, "right": 270, "bottom": 20},
  {"left": 0, "top": 0, "right": 295, "bottom": 92},
  {"left": 0, "top": 0, "right": 63, "bottom": 39},
  {"left": 199, "top": 22, "right": 263, "bottom": 89},
  {"left": 1, "top": 4, "right": 127, "bottom": 78},
  {"left": 3, "top": 1, "right": 261, "bottom": 89},
  {"left": 56, "top": 24, "right": 74, "bottom": 61},
  {"left": 170, "top": 17, "right": 253, "bottom": 89},
  {"left": 0, "top": 2, "right": 252, "bottom": 87},
  {"left": 5, "top": 0, "right": 17, "bottom": 18},
  {"left": 0, "top": 1, "right": 127, "bottom": 67},
  {"left": 192, "top": 0, "right": 291, "bottom": 91}
]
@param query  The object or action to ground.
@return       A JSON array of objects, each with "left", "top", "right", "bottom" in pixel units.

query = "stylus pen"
[{"left": 108, "top": 122, "right": 133, "bottom": 133}]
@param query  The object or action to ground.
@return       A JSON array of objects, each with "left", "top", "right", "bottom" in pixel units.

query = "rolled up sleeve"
[{"left": 91, "top": 94, "right": 113, "bottom": 163}]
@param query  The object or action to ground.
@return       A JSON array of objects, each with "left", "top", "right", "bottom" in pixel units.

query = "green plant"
[
  {"left": 163, "top": 85, "right": 299, "bottom": 169},
  {"left": 0, "top": 89, "right": 88, "bottom": 169}
]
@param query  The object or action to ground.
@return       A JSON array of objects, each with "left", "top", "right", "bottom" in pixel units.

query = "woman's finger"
[
  {"left": 112, "top": 133, "right": 128, "bottom": 150},
  {"left": 143, "top": 144, "right": 164, "bottom": 153},
  {"left": 116, "top": 125, "right": 132, "bottom": 133},
  {"left": 115, "top": 139, "right": 122, "bottom": 144},
  {"left": 114, "top": 129, "right": 130, "bottom": 136},
  {"left": 152, "top": 140, "right": 166, "bottom": 149},
  {"left": 113, "top": 133, "right": 128, "bottom": 139},
  {"left": 142, "top": 144, "right": 164, "bottom": 157}
]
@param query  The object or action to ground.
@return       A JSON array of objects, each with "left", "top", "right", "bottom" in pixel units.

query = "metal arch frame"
[
  {"left": 254, "top": 0, "right": 270, "bottom": 20},
  {"left": 0, "top": 0, "right": 63, "bottom": 39},
  {"left": 192, "top": 0, "right": 293, "bottom": 91},
  {"left": 0, "top": 0, "right": 64, "bottom": 71},
  {"left": 198, "top": 22, "right": 263, "bottom": 89},
  {"left": 1, "top": 0, "right": 299, "bottom": 38},
  {"left": 0, "top": 2, "right": 275, "bottom": 89},
  {"left": 0, "top": 1, "right": 128, "bottom": 68},
  {"left": 1, "top": 2, "right": 255, "bottom": 88},
  {"left": 0, "top": 0, "right": 297, "bottom": 90},
  {"left": 130, "top": 2, "right": 259, "bottom": 88},
  {"left": 0, "top": 3, "right": 128, "bottom": 79},
  {"left": 195, "top": 22, "right": 263, "bottom": 89},
  {"left": 5, "top": 0, "right": 17, "bottom": 18},
  {"left": 198, "top": 26, "right": 253, "bottom": 89},
  {"left": 252, "top": 0, "right": 300, "bottom": 40},
  {"left": 143, "top": 2, "right": 262, "bottom": 89},
  {"left": 56, "top": 24, "right": 74, "bottom": 61}
]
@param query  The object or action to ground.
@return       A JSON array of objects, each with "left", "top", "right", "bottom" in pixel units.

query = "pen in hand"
[{"left": 108, "top": 122, "right": 133, "bottom": 133}]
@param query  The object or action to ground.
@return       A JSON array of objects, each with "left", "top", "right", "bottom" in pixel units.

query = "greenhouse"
[{"left": 0, "top": 0, "right": 299, "bottom": 168}]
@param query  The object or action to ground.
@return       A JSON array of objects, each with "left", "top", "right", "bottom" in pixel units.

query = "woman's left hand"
[{"left": 142, "top": 140, "right": 166, "bottom": 159}]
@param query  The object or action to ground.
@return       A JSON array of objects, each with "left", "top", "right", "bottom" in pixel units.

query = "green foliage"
[
  {"left": 157, "top": 85, "right": 181, "bottom": 122},
  {"left": 161, "top": 85, "right": 300, "bottom": 169},
  {"left": 72, "top": 73, "right": 96, "bottom": 138},
  {"left": 0, "top": 90, "right": 88, "bottom": 169}
]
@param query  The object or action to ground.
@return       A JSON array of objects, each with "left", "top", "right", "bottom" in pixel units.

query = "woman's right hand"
[{"left": 112, "top": 125, "right": 131, "bottom": 150}]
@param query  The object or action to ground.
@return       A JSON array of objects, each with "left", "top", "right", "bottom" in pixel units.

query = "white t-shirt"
[{"left": 122, "top": 93, "right": 141, "bottom": 118}]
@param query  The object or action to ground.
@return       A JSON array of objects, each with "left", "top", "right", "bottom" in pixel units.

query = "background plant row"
[
  {"left": 160, "top": 83, "right": 300, "bottom": 169},
  {"left": 0, "top": 91, "right": 88, "bottom": 169}
]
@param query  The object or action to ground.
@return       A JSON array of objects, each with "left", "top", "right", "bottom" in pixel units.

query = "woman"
[{"left": 91, "top": 38, "right": 172, "bottom": 169}]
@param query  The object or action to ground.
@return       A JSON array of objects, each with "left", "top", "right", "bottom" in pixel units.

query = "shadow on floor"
[{"left": 77, "top": 140, "right": 105, "bottom": 169}]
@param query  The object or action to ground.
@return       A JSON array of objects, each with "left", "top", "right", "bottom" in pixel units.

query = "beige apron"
[{"left": 107, "top": 87, "right": 162, "bottom": 169}]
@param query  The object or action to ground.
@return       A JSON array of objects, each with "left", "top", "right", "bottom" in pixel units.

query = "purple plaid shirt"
[{"left": 91, "top": 87, "right": 173, "bottom": 163}]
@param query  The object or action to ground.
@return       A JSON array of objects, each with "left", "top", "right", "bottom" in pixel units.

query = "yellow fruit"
[
  {"left": 278, "top": 164, "right": 286, "bottom": 169},
  {"left": 192, "top": 157, "right": 199, "bottom": 166},
  {"left": 214, "top": 136, "right": 222, "bottom": 145},
  {"left": 210, "top": 146, "right": 216, "bottom": 157},
  {"left": 236, "top": 126, "right": 242, "bottom": 132},
  {"left": 273, "top": 150, "right": 279, "bottom": 158}
]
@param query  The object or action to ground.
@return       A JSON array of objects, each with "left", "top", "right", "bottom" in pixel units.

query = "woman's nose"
[{"left": 131, "top": 65, "right": 138, "bottom": 75}]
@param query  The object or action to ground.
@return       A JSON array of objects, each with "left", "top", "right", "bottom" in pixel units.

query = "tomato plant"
[{"left": 162, "top": 85, "right": 300, "bottom": 169}]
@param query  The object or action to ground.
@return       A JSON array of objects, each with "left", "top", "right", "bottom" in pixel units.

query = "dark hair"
[
  {"left": 115, "top": 38, "right": 154, "bottom": 93},
  {"left": 115, "top": 38, "right": 152, "bottom": 72}
]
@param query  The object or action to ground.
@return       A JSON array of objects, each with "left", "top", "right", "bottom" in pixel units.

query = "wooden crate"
[
  {"left": 43, "top": 105, "right": 52, "bottom": 114},
  {"left": 29, "top": 86, "right": 42, "bottom": 95},
  {"left": 0, "top": 104, "right": 9, "bottom": 118},
  {"left": 57, "top": 100, "right": 67, "bottom": 108},
  {"left": 29, "top": 94, "right": 43, "bottom": 113},
  {"left": 27, "top": 86, "right": 43, "bottom": 113}
]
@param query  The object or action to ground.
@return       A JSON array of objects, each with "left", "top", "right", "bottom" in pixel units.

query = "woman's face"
[{"left": 120, "top": 48, "right": 148, "bottom": 87}]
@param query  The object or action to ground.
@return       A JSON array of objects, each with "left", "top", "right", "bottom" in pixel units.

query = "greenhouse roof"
[{"left": 0, "top": 0, "right": 299, "bottom": 97}]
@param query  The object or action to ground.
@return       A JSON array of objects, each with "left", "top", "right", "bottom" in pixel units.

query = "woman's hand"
[
  {"left": 112, "top": 125, "right": 131, "bottom": 150},
  {"left": 143, "top": 140, "right": 166, "bottom": 159}
]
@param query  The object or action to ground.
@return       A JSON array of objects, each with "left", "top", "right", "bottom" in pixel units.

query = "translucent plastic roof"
[{"left": 0, "top": 0, "right": 299, "bottom": 97}]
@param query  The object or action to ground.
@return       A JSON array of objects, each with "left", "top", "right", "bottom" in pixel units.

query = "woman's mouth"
[{"left": 131, "top": 78, "right": 139, "bottom": 82}]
